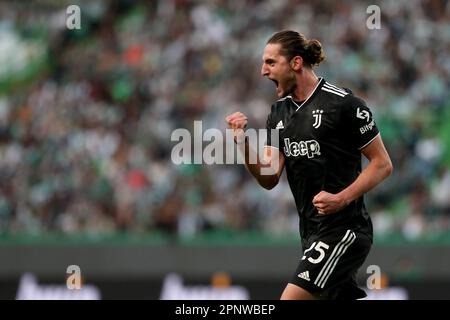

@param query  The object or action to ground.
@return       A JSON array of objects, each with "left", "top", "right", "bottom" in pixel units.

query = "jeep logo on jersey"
[
  {"left": 283, "top": 138, "right": 321, "bottom": 158},
  {"left": 312, "top": 109, "right": 323, "bottom": 129}
]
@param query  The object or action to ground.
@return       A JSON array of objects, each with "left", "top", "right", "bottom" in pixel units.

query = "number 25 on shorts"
[{"left": 301, "top": 241, "right": 330, "bottom": 264}]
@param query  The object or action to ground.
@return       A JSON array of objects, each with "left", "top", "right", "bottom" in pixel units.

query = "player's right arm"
[{"left": 225, "top": 112, "right": 285, "bottom": 189}]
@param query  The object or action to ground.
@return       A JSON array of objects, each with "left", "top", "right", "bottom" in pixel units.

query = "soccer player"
[{"left": 225, "top": 30, "right": 393, "bottom": 300}]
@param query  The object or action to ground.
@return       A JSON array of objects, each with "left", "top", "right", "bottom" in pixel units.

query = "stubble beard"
[{"left": 280, "top": 71, "right": 297, "bottom": 98}]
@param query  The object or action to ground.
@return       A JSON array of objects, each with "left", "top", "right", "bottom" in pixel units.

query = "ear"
[{"left": 290, "top": 56, "right": 303, "bottom": 71}]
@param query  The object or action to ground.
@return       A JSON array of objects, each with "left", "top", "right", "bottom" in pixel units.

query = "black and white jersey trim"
[
  {"left": 295, "top": 78, "right": 323, "bottom": 111},
  {"left": 358, "top": 132, "right": 380, "bottom": 150},
  {"left": 321, "top": 82, "right": 349, "bottom": 97},
  {"left": 275, "top": 78, "right": 324, "bottom": 112},
  {"left": 313, "top": 230, "right": 356, "bottom": 289}
]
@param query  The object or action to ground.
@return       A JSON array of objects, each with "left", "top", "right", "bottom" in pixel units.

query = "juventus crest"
[{"left": 312, "top": 109, "right": 323, "bottom": 129}]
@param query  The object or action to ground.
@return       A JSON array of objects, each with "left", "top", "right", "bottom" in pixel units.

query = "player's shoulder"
[
  {"left": 343, "top": 91, "right": 368, "bottom": 107},
  {"left": 274, "top": 94, "right": 293, "bottom": 106},
  {"left": 321, "top": 80, "right": 367, "bottom": 107},
  {"left": 320, "top": 80, "right": 352, "bottom": 100},
  {"left": 270, "top": 95, "right": 293, "bottom": 113}
]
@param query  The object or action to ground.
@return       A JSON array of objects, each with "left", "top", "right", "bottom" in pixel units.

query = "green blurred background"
[{"left": 0, "top": 0, "right": 449, "bottom": 299}]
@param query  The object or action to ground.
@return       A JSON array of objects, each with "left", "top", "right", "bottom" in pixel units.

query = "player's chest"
[
  {"left": 277, "top": 104, "right": 340, "bottom": 159},
  {"left": 280, "top": 103, "right": 339, "bottom": 139}
]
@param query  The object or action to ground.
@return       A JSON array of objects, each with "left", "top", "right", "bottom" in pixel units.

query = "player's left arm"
[
  {"left": 313, "top": 94, "right": 393, "bottom": 215},
  {"left": 314, "top": 135, "right": 392, "bottom": 214},
  {"left": 313, "top": 135, "right": 393, "bottom": 215}
]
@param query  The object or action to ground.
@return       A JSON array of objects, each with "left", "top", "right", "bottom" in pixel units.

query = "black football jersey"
[{"left": 265, "top": 78, "right": 379, "bottom": 246}]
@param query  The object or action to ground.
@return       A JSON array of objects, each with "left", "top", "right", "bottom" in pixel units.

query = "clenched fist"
[
  {"left": 225, "top": 112, "right": 248, "bottom": 144},
  {"left": 312, "top": 191, "right": 349, "bottom": 215}
]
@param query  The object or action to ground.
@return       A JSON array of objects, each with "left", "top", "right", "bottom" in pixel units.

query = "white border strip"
[
  {"left": 314, "top": 230, "right": 352, "bottom": 287},
  {"left": 324, "top": 82, "right": 347, "bottom": 94},
  {"left": 317, "top": 232, "right": 356, "bottom": 288},
  {"left": 358, "top": 132, "right": 380, "bottom": 150},
  {"left": 321, "top": 87, "right": 346, "bottom": 97}
]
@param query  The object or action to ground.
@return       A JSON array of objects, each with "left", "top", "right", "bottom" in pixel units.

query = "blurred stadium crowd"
[{"left": 0, "top": 0, "right": 449, "bottom": 241}]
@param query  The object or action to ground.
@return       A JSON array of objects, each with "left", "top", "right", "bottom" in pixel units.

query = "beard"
[{"left": 277, "top": 70, "right": 297, "bottom": 98}]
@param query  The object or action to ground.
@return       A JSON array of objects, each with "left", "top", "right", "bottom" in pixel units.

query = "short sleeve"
[{"left": 342, "top": 96, "right": 380, "bottom": 150}]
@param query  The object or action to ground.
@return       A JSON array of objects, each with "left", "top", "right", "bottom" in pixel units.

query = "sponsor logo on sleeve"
[
  {"left": 356, "top": 107, "right": 370, "bottom": 122},
  {"left": 360, "top": 119, "right": 375, "bottom": 134}
]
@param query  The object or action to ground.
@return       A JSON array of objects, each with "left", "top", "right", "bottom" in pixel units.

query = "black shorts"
[{"left": 289, "top": 229, "right": 371, "bottom": 300}]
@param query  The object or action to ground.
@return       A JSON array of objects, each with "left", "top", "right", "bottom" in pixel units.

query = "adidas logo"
[
  {"left": 276, "top": 120, "right": 284, "bottom": 129},
  {"left": 298, "top": 271, "right": 310, "bottom": 281}
]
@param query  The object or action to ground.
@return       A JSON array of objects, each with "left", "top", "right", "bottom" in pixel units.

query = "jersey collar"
[{"left": 287, "top": 77, "right": 325, "bottom": 112}]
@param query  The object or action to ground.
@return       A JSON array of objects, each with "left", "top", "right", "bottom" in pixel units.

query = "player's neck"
[{"left": 292, "top": 70, "right": 320, "bottom": 101}]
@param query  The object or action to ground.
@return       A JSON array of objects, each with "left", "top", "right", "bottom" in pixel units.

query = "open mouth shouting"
[
  {"left": 269, "top": 75, "right": 296, "bottom": 98},
  {"left": 270, "top": 78, "right": 282, "bottom": 96}
]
